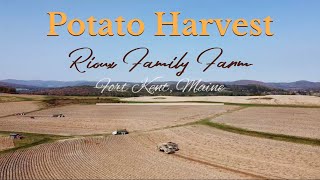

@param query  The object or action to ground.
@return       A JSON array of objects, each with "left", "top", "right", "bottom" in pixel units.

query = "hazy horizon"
[{"left": 1, "top": 78, "right": 319, "bottom": 84}]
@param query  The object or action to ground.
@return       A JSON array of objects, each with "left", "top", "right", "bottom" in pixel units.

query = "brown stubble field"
[
  {"left": 0, "top": 94, "right": 320, "bottom": 179},
  {"left": 0, "top": 126, "right": 319, "bottom": 179},
  {"left": 0, "top": 137, "right": 14, "bottom": 151},
  {"left": 0, "top": 101, "right": 43, "bottom": 117},
  {"left": 0, "top": 104, "right": 236, "bottom": 135},
  {"left": 212, "top": 107, "right": 320, "bottom": 138},
  {"left": 136, "top": 125, "right": 320, "bottom": 179},
  {"left": 122, "top": 95, "right": 320, "bottom": 106},
  {"left": 0, "top": 135, "right": 247, "bottom": 179}
]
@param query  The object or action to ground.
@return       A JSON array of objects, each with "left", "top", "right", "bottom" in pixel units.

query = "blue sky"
[{"left": 0, "top": 0, "right": 319, "bottom": 82}]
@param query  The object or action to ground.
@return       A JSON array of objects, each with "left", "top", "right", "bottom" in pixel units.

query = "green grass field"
[
  {"left": 0, "top": 131, "right": 71, "bottom": 154},
  {"left": 196, "top": 119, "right": 320, "bottom": 146}
]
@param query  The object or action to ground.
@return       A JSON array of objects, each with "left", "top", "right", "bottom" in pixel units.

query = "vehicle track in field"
[
  {"left": 174, "top": 154, "right": 270, "bottom": 179},
  {"left": 134, "top": 124, "right": 320, "bottom": 179},
  {"left": 0, "top": 101, "right": 45, "bottom": 119},
  {"left": 0, "top": 136, "right": 247, "bottom": 179},
  {"left": 2, "top": 103, "right": 319, "bottom": 179},
  {"left": 134, "top": 129, "right": 274, "bottom": 179}
]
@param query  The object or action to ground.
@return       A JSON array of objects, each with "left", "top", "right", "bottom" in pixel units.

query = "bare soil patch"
[
  {"left": 0, "top": 104, "right": 237, "bottom": 135},
  {"left": 0, "top": 101, "right": 42, "bottom": 117},
  {"left": 212, "top": 107, "right": 320, "bottom": 139},
  {"left": 0, "top": 135, "right": 246, "bottom": 179},
  {"left": 137, "top": 125, "right": 320, "bottom": 179},
  {"left": 123, "top": 95, "right": 320, "bottom": 106},
  {"left": 1, "top": 126, "right": 319, "bottom": 179},
  {"left": 0, "top": 137, "right": 14, "bottom": 151}
]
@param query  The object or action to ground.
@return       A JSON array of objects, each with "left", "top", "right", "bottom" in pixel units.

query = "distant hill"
[
  {"left": 0, "top": 86, "right": 16, "bottom": 93},
  {"left": 222, "top": 80, "right": 267, "bottom": 86},
  {"left": 1, "top": 79, "right": 320, "bottom": 91},
  {"left": 266, "top": 81, "right": 320, "bottom": 90},
  {"left": 0, "top": 81, "right": 39, "bottom": 90},
  {"left": 0, "top": 79, "right": 96, "bottom": 88},
  {"left": 219, "top": 80, "right": 320, "bottom": 90},
  {"left": 25, "top": 83, "right": 281, "bottom": 97}
]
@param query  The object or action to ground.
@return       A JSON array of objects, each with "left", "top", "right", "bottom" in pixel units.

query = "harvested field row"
[
  {"left": 1, "top": 126, "right": 319, "bottom": 179},
  {"left": 135, "top": 125, "right": 320, "bottom": 179},
  {"left": 0, "top": 136, "right": 246, "bottom": 179},
  {"left": 0, "top": 137, "right": 14, "bottom": 151},
  {"left": 0, "top": 104, "right": 237, "bottom": 135},
  {"left": 0, "top": 101, "right": 42, "bottom": 117},
  {"left": 212, "top": 107, "right": 320, "bottom": 139}
]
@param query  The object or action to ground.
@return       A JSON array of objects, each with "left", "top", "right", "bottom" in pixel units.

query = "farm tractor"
[
  {"left": 157, "top": 142, "right": 179, "bottom": 154},
  {"left": 112, "top": 129, "right": 129, "bottom": 135}
]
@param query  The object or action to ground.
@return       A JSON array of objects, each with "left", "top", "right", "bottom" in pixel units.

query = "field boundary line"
[
  {"left": 197, "top": 120, "right": 320, "bottom": 146},
  {"left": 174, "top": 154, "right": 272, "bottom": 179},
  {"left": 121, "top": 100, "right": 320, "bottom": 108},
  {"left": 144, "top": 105, "right": 320, "bottom": 146},
  {"left": 97, "top": 102, "right": 225, "bottom": 106},
  {"left": 0, "top": 101, "right": 48, "bottom": 119},
  {"left": 145, "top": 106, "right": 247, "bottom": 132}
]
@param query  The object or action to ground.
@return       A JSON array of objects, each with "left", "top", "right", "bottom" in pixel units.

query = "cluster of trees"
[
  {"left": 0, "top": 86, "right": 16, "bottom": 93},
  {"left": 27, "top": 83, "right": 289, "bottom": 97},
  {"left": 220, "top": 84, "right": 288, "bottom": 96}
]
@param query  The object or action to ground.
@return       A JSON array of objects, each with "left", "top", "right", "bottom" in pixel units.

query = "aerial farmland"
[{"left": 0, "top": 94, "right": 319, "bottom": 179}]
